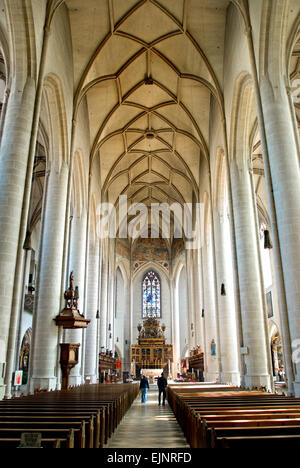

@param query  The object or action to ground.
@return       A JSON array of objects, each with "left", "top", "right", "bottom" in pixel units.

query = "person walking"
[
  {"left": 157, "top": 372, "right": 168, "bottom": 406},
  {"left": 140, "top": 375, "right": 149, "bottom": 403}
]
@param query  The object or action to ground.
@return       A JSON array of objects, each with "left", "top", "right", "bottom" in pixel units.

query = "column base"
[
  {"left": 244, "top": 374, "right": 273, "bottom": 392},
  {"left": 293, "top": 381, "right": 300, "bottom": 397},
  {"left": 0, "top": 383, "right": 6, "bottom": 401},
  {"left": 84, "top": 375, "right": 98, "bottom": 385},
  {"left": 68, "top": 376, "right": 83, "bottom": 387},
  {"left": 220, "top": 372, "right": 241, "bottom": 387},
  {"left": 29, "top": 377, "right": 57, "bottom": 393},
  {"left": 204, "top": 372, "right": 220, "bottom": 383}
]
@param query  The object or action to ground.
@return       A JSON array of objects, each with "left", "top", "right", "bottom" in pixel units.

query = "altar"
[{"left": 130, "top": 317, "right": 173, "bottom": 379}]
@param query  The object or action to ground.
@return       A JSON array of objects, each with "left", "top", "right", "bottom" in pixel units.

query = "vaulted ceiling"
[{"left": 66, "top": 0, "right": 230, "bottom": 212}]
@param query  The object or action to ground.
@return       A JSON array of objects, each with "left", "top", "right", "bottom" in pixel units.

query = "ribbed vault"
[{"left": 66, "top": 0, "right": 230, "bottom": 216}]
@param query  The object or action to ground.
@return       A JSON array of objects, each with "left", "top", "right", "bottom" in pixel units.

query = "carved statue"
[
  {"left": 137, "top": 316, "right": 166, "bottom": 339},
  {"left": 63, "top": 272, "right": 81, "bottom": 312}
]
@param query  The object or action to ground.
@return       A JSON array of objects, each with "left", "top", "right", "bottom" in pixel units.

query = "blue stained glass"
[{"left": 142, "top": 271, "right": 161, "bottom": 318}]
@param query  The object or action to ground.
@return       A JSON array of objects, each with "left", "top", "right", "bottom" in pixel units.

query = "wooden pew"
[
  {"left": 0, "top": 415, "right": 95, "bottom": 448},
  {"left": 0, "top": 428, "right": 75, "bottom": 448},
  {"left": 0, "top": 409, "right": 103, "bottom": 448},
  {"left": 167, "top": 385, "right": 300, "bottom": 448},
  {"left": 0, "top": 438, "right": 65, "bottom": 449},
  {"left": 0, "top": 383, "right": 139, "bottom": 449},
  {"left": 217, "top": 434, "right": 300, "bottom": 448},
  {"left": 209, "top": 425, "right": 300, "bottom": 448},
  {"left": 0, "top": 421, "right": 86, "bottom": 448}
]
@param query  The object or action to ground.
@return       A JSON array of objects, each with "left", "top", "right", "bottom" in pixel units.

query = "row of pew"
[
  {"left": 0, "top": 383, "right": 139, "bottom": 448},
  {"left": 167, "top": 384, "right": 300, "bottom": 448}
]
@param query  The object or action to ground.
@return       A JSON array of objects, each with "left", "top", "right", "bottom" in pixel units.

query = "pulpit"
[
  {"left": 54, "top": 272, "right": 90, "bottom": 329},
  {"left": 60, "top": 343, "right": 80, "bottom": 390}
]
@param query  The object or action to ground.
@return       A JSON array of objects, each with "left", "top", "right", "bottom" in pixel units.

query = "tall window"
[{"left": 142, "top": 271, "right": 161, "bottom": 318}]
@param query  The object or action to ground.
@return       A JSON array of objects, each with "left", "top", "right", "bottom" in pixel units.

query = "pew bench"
[
  {"left": 0, "top": 428, "right": 76, "bottom": 448},
  {"left": 217, "top": 434, "right": 300, "bottom": 448}
]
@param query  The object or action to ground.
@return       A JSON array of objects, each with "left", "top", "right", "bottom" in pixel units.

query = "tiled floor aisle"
[{"left": 106, "top": 385, "right": 190, "bottom": 448}]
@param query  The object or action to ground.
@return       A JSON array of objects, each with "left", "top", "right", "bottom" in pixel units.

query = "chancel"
[
  {"left": 0, "top": 0, "right": 300, "bottom": 450},
  {"left": 130, "top": 316, "right": 173, "bottom": 381}
]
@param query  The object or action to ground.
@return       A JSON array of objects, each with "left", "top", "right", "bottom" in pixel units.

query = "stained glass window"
[{"left": 142, "top": 271, "right": 161, "bottom": 318}]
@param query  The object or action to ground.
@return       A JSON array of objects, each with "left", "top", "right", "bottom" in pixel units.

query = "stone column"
[
  {"left": 230, "top": 160, "right": 272, "bottom": 390},
  {"left": 84, "top": 236, "right": 100, "bottom": 383},
  {"left": 203, "top": 238, "right": 219, "bottom": 382},
  {"left": 260, "top": 79, "right": 300, "bottom": 395},
  {"left": 172, "top": 277, "right": 181, "bottom": 378},
  {"left": 0, "top": 80, "right": 36, "bottom": 396},
  {"left": 186, "top": 251, "right": 196, "bottom": 349},
  {"left": 100, "top": 247, "right": 108, "bottom": 351},
  {"left": 0, "top": 88, "right": 10, "bottom": 145},
  {"left": 214, "top": 212, "right": 240, "bottom": 385},
  {"left": 64, "top": 211, "right": 87, "bottom": 386},
  {"left": 107, "top": 241, "right": 116, "bottom": 352},
  {"left": 192, "top": 248, "right": 205, "bottom": 351},
  {"left": 107, "top": 266, "right": 115, "bottom": 352},
  {"left": 30, "top": 163, "right": 69, "bottom": 391}
]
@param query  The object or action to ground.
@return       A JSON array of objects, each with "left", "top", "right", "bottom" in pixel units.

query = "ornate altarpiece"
[{"left": 130, "top": 317, "right": 173, "bottom": 375}]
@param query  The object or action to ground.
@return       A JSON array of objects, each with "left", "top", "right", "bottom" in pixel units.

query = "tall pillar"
[
  {"left": 260, "top": 79, "right": 300, "bottom": 395},
  {"left": 65, "top": 211, "right": 87, "bottom": 386},
  {"left": 107, "top": 267, "right": 114, "bottom": 352},
  {"left": 230, "top": 160, "right": 272, "bottom": 390},
  {"left": 0, "top": 88, "right": 10, "bottom": 145},
  {"left": 186, "top": 251, "right": 196, "bottom": 349},
  {"left": 0, "top": 80, "right": 36, "bottom": 396},
  {"left": 84, "top": 236, "right": 100, "bottom": 383},
  {"left": 107, "top": 241, "right": 115, "bottom": 352},
  {"left": 203, "top": 238, "right": 219, "bottom": 382},
  {"left": 100, "top": 247, "right": 108, "bottom": 350},
  {"left": 192, "top": 248, "right": 205, "bottom": 351},
  {"left": 172, "top": 276, "right": 181, "bottom": 378},
  {"left": 214, "top": 212, "right": 240, "bottom": 385},
  {"left": 30, "top": 163, "right": 69, "bottom": 391}
]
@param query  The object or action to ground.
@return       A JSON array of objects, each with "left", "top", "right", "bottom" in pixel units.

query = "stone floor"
[{"left": 106, "top": 385, "right": 190, "bottom": 448}]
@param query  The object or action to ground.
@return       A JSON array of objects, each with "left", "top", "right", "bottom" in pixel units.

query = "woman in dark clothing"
[{"left": 140, "top": 375, "right": 150, "bottom": 403}]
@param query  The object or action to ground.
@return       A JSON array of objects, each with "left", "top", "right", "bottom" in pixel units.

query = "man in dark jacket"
[
  {"left": 140, "top": 375, "right": 150, "bottom": 403},
  {"left": 157, "top": 373, "right": 168, "bottom": 406}
]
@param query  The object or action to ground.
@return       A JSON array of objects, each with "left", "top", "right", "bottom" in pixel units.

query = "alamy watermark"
[{"left": 96, "top": 196, "right": 204, "bottom": 249}]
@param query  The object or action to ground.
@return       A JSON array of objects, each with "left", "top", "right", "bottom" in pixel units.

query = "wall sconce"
[
  {"left": 109, "top": 333, "right": 112, "bottom": 339},
  {"left": 108, "top": 323, "right": 111, "bottom": 331},
  {"left": 201, "top": 309, "right": 205, "bottom": 318},
  {"left": 96, "top": 310, "right": 100, "bottom": 319},
  {"left": 221, "top": 283, "right": 226, "bottom": 296}
]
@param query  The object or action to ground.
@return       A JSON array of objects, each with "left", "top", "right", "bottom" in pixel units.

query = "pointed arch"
[{"left": 42, "top": 73, "right": 69, "bottom": 171}]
